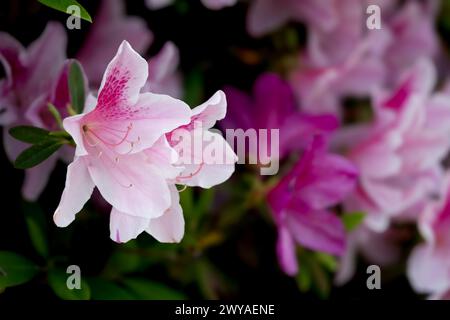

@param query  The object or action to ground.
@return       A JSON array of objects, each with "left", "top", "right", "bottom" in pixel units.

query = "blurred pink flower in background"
[
  {"left": 267, "top": 136, "right": 358, "bottom": 276},
  {"left": 77, "top": 0, "right": 153, "bottom": 87},
  {"left": 342, "top": 59, "right": 450, "bottom": 231},
  {"left": 144, "top": 41, "right": 183, "bottom": 99},
  {"left": 289, "top": 0, "right": 440, "bottom": 117},
  {"left": 408, "top": 173, "right": 450, "bottom": 299},
  {"left": 0, "top": 22, "right": 67, "bottom": 200},
  {"left": 146, "top": 0, "right": 237, "bottom": 10},
  {"left": 246, "top": 0, "right": 336, "bottom": 38},
  {"left": 335, "top": 224, "right": 403, "bottom": 285},
  {"left": 223, "top": 73, "right": 339, "bottom": 160}
]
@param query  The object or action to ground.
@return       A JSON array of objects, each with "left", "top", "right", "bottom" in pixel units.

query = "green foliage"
[
  {"left": 0, "top": 251, "right": 39, "bottom": 289},
  {"left": 121, "top": 278, "right": 187, "bottom": 300},
  {"left": 342, "top": 212, "right": 366, "bottom": 232},
  {"left": 9, "top": 125, "right": 72, "bottom": 169},
  {"left": 68, "top": 60, "right": 86, "bottom": 114},
  {"left": 14, "top": 140, "right": 64, "bottom": 169},
  {"left": 23, "top": 202, "right": 49, "bottom": 259},
  {"left": 89, "top": 278, "right": 135, "bottom": 300},
  {"left": 103, "top": 242, "right": 142, "bottom": 277},
  {"left": 48, "top": 268, "right": 91, "bottom": 300},
  {"left": 9, "top": 126, "right": 53, "bottom": 144},
  {"left": 38, "top": 0, "right": 92, "bottom": 22}
]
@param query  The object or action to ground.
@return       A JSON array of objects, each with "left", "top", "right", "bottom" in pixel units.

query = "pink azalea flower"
[
  {"left": 167, "top": 90, "right": 238, "bottom": 188},
  {"left": 267, "top": 136, "right": 358, "bottom": 276},
  {"left": 54, "top": 41, "right": 191, "bottom": 239},
  {"left": 0, "top": 22, "right": 66, "bottom": 126},
  {"left": 342, "top": 59, "right": 450, "bottom": 231},
  {"left": 247, "top": 0, "right": 337, "bottom": 38},
  {"left": 385, "top": 0, "right": 439, "bottom": 84},
  {"left": 335, "top": 224, "right": 402, "bottom": 285},
  {"left": 222, "top": 73, "right": 339, "bottom": 160},
  {"left": 144, "top": 41, "right": 183, "bottom": 99},
  {"left": 145, "top": 0, "right": 236, "bottom": 11},
  {"left": 0, "top": 22, "right": 67, "bottom": 200},
  {"left": 77, "top": 0, "right": 153, "bottom": 87},
  {"left": 288, "top": 0, "right": 390, "bottom": 116},
  {"left": 55, "top": 41, "right": 236, "bottom": 243},
  {"left": 407, "top": 173, "right": 450, "bottom": 298},
  {"left": 289, "top": 0, "right": 440, "bottom": 116}
]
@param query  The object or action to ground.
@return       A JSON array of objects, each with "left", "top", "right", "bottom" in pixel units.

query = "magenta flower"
[
  {"left": 77, "top": 0, "right": 153, "bottom": 87},
  {"left": 343, "top": 59, "right": 450, "bottom": 231},
  {"left": 247, "top": 0, "right": 336, "bottom": 38},
  {"left": 267, "top": 136, "right": 358, "bottom": 276},
  {"left": 223, "top": 73, "right": 338, "bottom": 160},
  {"left": 407, "top": 173, "right": 450, "bottom": 298}
]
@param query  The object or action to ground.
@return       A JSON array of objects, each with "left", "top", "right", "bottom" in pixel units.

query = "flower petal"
[
  {"left": 54, "top": 157, "right": 95, "bottom": 227},
  {"left": 87, "top": 150, "right": 171, "bottom": 218},
  {"left": 97, "top": 40, "right": 148, "bottom": 110},
  {"left": 147, "top": 185, "right": 185, "bottom": 243},
  {"left": 109, "top": 208, "right": 149, "bottom": 243},
  {"left": 276, "top": 225, "right": 299, "bottom": 276},
  {"left": 77, "top": 0, "right": 153, "bottom": 86}
]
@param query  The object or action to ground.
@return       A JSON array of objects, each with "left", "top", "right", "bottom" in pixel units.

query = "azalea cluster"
[
  {"left": 221, "top": 0, "right": 450, "bottom": 299},
  {"left": 2, "top": 0, "right": 450, "bottom": 300}
]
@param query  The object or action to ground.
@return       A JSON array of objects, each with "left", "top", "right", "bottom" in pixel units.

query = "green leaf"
[
  {"left": 310, "top": 260, "right": 331, "bottom": 299},
  {"left": 179, "top": 186, "right": 194, "bottom": 214},
  {"left": 184, "top": 69, "right": 204, "bottom": 107},
  {"left": 9, "top": 126, "right": 52, "bottom": 144},
  {"left": 0, "top": 251, "right": 39, "bottom": 289},
  {"left": 38, "top": 0, "right": 92, "bottom": 22},
  {"left": 122, "top": 278, "right": 187, "bottom": 300},
  {"left": 14, "top": 140, "right": 64, "bottom": 169},
  {"left": 342, "top": 212, "right": 366, "bottom": 232},
  {"left": 314, "top": 252, "right": 337, "bottom": 272},
  {"left": 295, "top": 263, "right": 312, "bottom": 293},
  {"left": 89, "top": 278, "right": 135, "bottom": 300},
  {"left": 103, "top": 242, "right": 142, "bottom": 276},
  {"left": 22, "top": 202, "right": 49, "bottom": 259},
  {"left": 48, "top": 269, "right": 91, "bottom": 300},
  {"left": 47, "top": 103, "right": 63, "bottom": 130},
  {"left": 68, "top": 60, "right": 86, "bottom": 114}
]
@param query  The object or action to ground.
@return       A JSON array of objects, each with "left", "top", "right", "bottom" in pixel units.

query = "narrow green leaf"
[
  {"left": 314, "top": 252, "right": 337, "bottom": 272},
  {"left": 68, "top": 60, "right": 86, "bottom": 114},
  {"left": 38, "top": 0, "right": 92, "bottom": 22},
  {"left": 14, "top": 140, "right": 63, "bottom": 169},
  {"left": 122, "top": 278, "right": 187, "bottom": 300},
  {"left": 0, "top": 251, "right": 39, "bottom": 289},
  {"left": 295, "top": 263, "right": 312, "bottom": 293},
  {"left": 89, "top": 278, "right": 135, "bottom": 300},
  {"left": 22, "top": 202, "right": 49, "bottom": 259},
  {"left": 9, "top": 126, "right": 52, "bottom": 144},
  {"left": 342, "top": 212, "right": 366, "bottom": 232},
  {"left": 48, "top": 269, "right": 91, "bottom": 300},
  {"left": 47, "top": 103, "right": 63, "bottom": 130}
]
